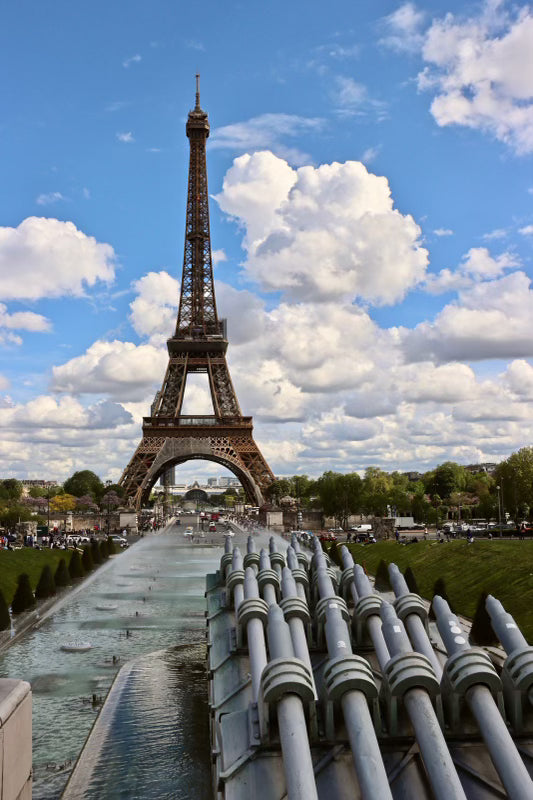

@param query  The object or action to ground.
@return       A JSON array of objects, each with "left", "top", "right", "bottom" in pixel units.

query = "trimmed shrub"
[
  {"left": 404, "top": 566, "right": 420, "bottom": 595},
  {"left": 0, "top": 589, "right": 10, "bottom": 631},
  {"left": 99, "top": 540, "right": 109, "bottom": 560},
  {"left": 90, "top": 539, "right": 102, "bottom": 565},
  {"left": 374, "top": 559, "right": 390, "bottom": 592},
  {"left": 328, "top": 540, "right": 342, "bottom": 567},
  {"left": 69, "top": 550, "right": 84, "bottom": 580},
  {"left": 11, "top": 573, "right": 35, "bottom": 613},
  {"left": 54, "top": 558, "right": 70, "bottom": 588},
  {"left": 35, "top": 565, "right": 56, "bottom": 599},
  {"left": 470, "top": 590, "right": 498, "bottom": 646},
  {"left": 82, "top": 546, "right": 94, "bottom": 573},
  {"left": 107, "top": 537, "right": 116, "bottom": 555},
  {"left": 430, "top": 577, "right": 455, "bottom": 619}
]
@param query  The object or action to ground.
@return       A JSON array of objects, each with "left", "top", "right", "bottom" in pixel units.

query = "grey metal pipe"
[
  {"left": 259, "top": 549, "right": 278, "bottom": 606},
  {"left": 433, "top": 596, "right": 533, "bottom": 799},
  {"left": 243, "top": 568, "right": 268, "bottom": 703},
  {"left": 277, "top": 696, "right": 319, "bottom": 800},
  {"left": 269, "top": 536, "right": 283, "bottom": 579},
  {"left": 281, "top": 567, "right": 313, "bottom": 676},
  {"left": 389, "top": 563, "right": 443, "bottom": 678},
  {"left": 485, "top": 595, "right": 528, "bottom": 654},
  {"left": 325, "top": 602, "right": 392, "bottom": 800},
  {"left": 467, "top": 686, "right": 533, "bottom": 800},
  {"left": 267, "top": 606, "right": 318, "bottom": 800},
  {"left": 381, "top": 603, "right": 466, "bottom": 800},
  {"left": 340, "top": 546, "right": 359, "bottom": 606},
  {"left": 287, "top": 547, "right": 308, "bottom": 601},
  {"left": 316, "top": 566, "right": 335, "bottom": 599},
  {"left": 353, "top": 565, "right": 390, "bottom": 668},
  {"left": 232, "top": 548, "right": 244, "bottom": 610}
]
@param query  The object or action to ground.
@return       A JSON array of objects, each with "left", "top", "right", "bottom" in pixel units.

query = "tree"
[
  {"left": 265, "top": 479, "right": 292, "bottom": 506},
  {"left": 0, "top": 505, "right": 35, "bottom": 526},
  {"left": 69, "top": 550, "right": 84, "bottom": 579},
  {"left": 0, "top": 589, "right": 10, "bottom": 631},
  {"left": 404, "top": 566, "right": 420, "bottom": 595},
  {"left": 470, "top": 590, "right": 498, "bottom": 646},
  {"left": 362, "top": 468, "right": 393, "bottom": 516},
  {"left": 35, "top": 565, "right": 56, "bottom": 599},
  {"left": 63, "top": 470, "right": 104, "bottom": 500},
  {"left": 91, "top": 539, "right": 102, "bottom": 565},
  {"left": 374, "top": 559, "right": 390, "bottom": 592},
  {"left": 314, "top": 471, "right": 363, "bottom": 527},
  {"left": 427, "top": 462, "right": 467, "bottom": 501},
  {"left": 54, "top": 558, "right": 70, "bottom": 588},
  {"left": 0, "top": 479, "right": 23, "bottom": 501},
  {"left": 50, "top": 493, "right": 77, "bottom": 513},
  {"left": 76, "top": 494, "right": 99, "bottom": 511},
  {"left": 11, "top": 574, "right": 35, "bottom": 613},
  {"left": 82, "top": 546, "right": 94, "bottom": 572},
  {"left": 495, "top": 447, "right": 533, "bottom": 520}
]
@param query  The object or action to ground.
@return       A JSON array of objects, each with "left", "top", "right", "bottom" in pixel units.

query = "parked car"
[
  {"left": 109, "top": 535, "right": 128, "bottom": 548},
  {"left": 209, "top": 522, "right": 216, "bottom": 532},
  {"left": 320, "top": 531, "right": 337, "bottom": 542},
  {"left": 184, "top": 526, "right": 194, "bottom": 538}
]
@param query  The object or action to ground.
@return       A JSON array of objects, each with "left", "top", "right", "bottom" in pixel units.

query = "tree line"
[{"left": 265, "top": 447, "right": 533, "bottom": 527}]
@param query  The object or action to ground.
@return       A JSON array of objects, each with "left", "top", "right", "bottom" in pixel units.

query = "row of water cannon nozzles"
[{"left": 219, "top": 532, "right": 533, "bottom": 800}]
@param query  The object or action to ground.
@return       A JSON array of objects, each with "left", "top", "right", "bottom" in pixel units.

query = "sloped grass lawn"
[
  {"left": 342, "top": 540, "right": 533, "bottom": 642},
  {"left": 0, "top": 548, "right": 67, "bottom": 605}
]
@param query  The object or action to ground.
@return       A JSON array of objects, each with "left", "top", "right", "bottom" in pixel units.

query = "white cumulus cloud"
[
  {"left": 0, "top": 217, "right": 116, "bottom": 301},
  {"left": 418, "top": 4, "right": 533, "bottom": 154},
  {"left": 215, "top": 151, "right": 428, "bottom": 305}
]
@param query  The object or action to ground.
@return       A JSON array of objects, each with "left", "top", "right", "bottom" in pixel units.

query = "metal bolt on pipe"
[
  {"left": 324, "top": 601, "right": 393, "bottom": 800},
  {"left": 433, "top": 595, "right": 533, "bottom": 800},
  {"left": 380, "top": 602, "right": 466, "bottom": 800},
  {"left": 265, "top": 605, "right": 319, "bottom": 800},
  {"left": 388, "top": 563, "right": 443, "bottom": 678}
]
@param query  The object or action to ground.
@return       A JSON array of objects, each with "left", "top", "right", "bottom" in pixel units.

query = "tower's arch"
[{"left": 131, "top": 436, "right": 264, "bottom": 510}]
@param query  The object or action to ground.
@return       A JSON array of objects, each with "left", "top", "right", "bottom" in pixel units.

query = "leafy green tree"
[
  {"left": 314, "top": 471, "right": 363, "bottom": 528},
  {"left": 0, "top": 589, "right": 10, "bottom": 631},
  {"left": 63, "top": 470, "right": 104, "bottom": 500},
  {"left": 35, "top": 565, "right": 56, "bottom": 599},
  {"left": 0, "top": 479, "right": 23, "bottom": 501},
  {"left": 265, "top": 479, "right": 292, "bottom": 505},
  {"left": 54, "top": 558, "right": 70, "bottom": 588},
  {"left": 427, "top": 462, "right": 467, "bottom": 500},
  {"left": 495, "top": 447, "right": 533, "bottom": 520},
  {"left": 0, "top": 505, "right": 35, "bottom": 526},
  {"left": 11, "top": 574, "right": 35, "bottom": 613}
]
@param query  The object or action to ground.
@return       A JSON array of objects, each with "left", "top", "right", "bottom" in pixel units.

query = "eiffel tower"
[{"left": 119, "top": 79, "right": 275, "bottom": 510}]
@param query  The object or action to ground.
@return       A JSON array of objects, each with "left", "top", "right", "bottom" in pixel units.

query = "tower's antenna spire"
[{"left": 195, "top": 73, "right": 200, "bottom": 110}]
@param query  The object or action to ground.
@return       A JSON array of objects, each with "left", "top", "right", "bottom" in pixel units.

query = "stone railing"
[{"left": 0, "top": 679, "right": 32, "bottom": 799}]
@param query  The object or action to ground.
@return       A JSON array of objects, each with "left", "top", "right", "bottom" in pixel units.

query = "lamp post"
[{"left": 496, "top": 484, "right": 502, "bottom": 536}]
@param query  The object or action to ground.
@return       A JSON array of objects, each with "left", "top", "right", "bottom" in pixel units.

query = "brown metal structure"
[{"left": 119, "top": 79, "right": 274, "bottom": 510}]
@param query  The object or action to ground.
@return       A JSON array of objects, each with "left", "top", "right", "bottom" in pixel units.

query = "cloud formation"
[
  {"left": 418, "top": 4, "right": 533, "bottom": 154},
  {"left": 0, "top": 217, "right": 116, "bottom": 301},
  {"left": 215, "top": 151, "right": 428, "bottom": 305},
  {"left": 210, "top": 114, "right": 323, "bottom": 165}
]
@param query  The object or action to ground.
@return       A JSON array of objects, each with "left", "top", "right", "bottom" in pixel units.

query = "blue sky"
[{"left": 1, "top": 0, "right": 533, "bottom": 484}]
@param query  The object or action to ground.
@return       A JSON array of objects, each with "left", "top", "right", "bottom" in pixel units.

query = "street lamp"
[{"left": 496, "top": 484, "right": 502, "bottom": 536}]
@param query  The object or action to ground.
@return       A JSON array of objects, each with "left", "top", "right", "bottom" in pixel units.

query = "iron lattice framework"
[{"left": 119, "top": 79, "right": 274, "bottom": 510}]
